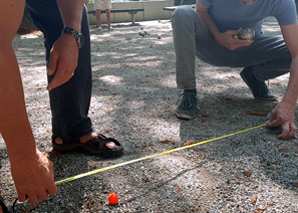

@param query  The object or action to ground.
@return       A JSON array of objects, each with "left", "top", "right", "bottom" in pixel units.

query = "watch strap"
[{"left": 61, "top": 27, "right": 83, "bottom": 48}]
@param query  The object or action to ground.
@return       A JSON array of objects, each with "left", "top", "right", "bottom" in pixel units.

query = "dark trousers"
[{"left": 25, "top": 0, "right": 93, "bottom": 140}]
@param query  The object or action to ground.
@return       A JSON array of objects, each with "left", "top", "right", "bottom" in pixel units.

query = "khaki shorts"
[{"left": 94, "top": 0, "right": 112, "bottom": 10}]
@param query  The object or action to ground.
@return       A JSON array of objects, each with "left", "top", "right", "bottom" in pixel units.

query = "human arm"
[
  {"left": 195, "top": 0, "right": 253, "bottom": 50},
  {"left": 46, "top": 0, "right": 86, "bottom": 91},
  {"left": 266, "top": 23, "right": 298, "bottom": 139},
  {"left": 0, "top": 0, "right": 57, "bottom": 203}
]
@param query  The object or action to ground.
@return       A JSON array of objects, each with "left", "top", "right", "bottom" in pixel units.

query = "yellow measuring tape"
[{"left": 55, "top": 123, "right": 266, "bottom": 185}]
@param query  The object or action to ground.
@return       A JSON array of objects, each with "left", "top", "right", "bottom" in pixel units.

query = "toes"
[
  {"left": 55, "top": 137, "right": 63, "bottom": 145},
  {"left": 106, "top": 141, "right": 117, "bottom": 149}
]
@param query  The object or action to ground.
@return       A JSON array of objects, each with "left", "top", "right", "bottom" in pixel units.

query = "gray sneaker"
[{"left": 175, "top": 92, "right": 198, "bottom": 120}]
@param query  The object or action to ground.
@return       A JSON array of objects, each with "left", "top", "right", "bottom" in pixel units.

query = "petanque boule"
[
  {"left": 233, "top": 28, "right": 255, "bottom": 40},
  {"left": 139, "top": 31, "right": 145, "bottom": 36},
  {"left": 157, "top": 34, "right": 161, "bottom": 39},
  {"left": 140, "top": 26, "right": 144, "bottom": 30}
]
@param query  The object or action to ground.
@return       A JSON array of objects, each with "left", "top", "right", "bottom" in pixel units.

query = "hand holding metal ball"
[{"left": 233, "top": 28, "right": 255, "bottom": 40}]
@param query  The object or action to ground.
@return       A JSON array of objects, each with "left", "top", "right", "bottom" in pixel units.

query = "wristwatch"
[{"left": 61, "top": 27, "right": 84, "bottom": 48}]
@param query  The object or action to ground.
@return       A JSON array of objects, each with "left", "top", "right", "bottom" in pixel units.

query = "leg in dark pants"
[
  {"left": 24, "top": 0, "right": 124, "bottom": 156},
  {"left": 25, "top": 0, "right": 93, "bottom": 140}
]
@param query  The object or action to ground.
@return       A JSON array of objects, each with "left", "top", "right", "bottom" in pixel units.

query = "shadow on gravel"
[
  {"left": 179, "top": 94, "right": 298, "bottom": 194},
  {"left": 126, "top": 161, "right": 207, "bottom": 203}
]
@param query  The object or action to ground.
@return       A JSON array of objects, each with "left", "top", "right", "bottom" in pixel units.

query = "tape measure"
[
  {"left": 55, "top": 123, "right": 266, "bottom": 185},
  {"left": 10, "top": 123, "right": 267, "bottom": 213}
]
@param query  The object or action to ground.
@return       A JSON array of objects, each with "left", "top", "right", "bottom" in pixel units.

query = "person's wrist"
[
  {"left": 8, "top": 148, "right": 40, "bottom": 165},
  {"left": 213, "top": 32, "right": 222, "bottom": 41},
  {"left": 282, "top": 91, "right": 297, "bottom": 106},
  {"left": 61, "top": 27, "right": 84, "bottom": 48}
]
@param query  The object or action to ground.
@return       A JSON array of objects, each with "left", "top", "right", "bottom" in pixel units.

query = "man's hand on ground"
[
  {"left": 267, "top": 101, "right": 297, "bottom": 139},
  {"left": 10, "top": 150, "right": 57, "bottom": 203},
  {"left": 215, "top": 29, "right": 253, "bottom": 51}
]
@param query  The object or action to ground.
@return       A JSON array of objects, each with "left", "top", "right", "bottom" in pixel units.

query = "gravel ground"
[{"left": 1, "top": 17, "right": 298, "bottom": 212}]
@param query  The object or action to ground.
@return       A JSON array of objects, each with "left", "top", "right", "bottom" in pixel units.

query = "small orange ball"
[{"left": 108, "top": 193, "right": 119, "bottom": 205}]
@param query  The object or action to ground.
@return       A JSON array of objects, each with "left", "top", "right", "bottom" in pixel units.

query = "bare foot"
[{"left": 54, "top": 132, "right": 117, "bottom": 149}]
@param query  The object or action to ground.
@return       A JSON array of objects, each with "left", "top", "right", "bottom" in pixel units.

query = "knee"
[
  {"left": 172, "top": 6, "right": 197, "bottom": 27},
  {"left": 173, "top": 5, "right": 193, "bottom": 19}
]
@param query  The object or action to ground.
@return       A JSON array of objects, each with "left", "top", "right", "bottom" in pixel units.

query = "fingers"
[
  {"left": 36, "top": 192, "right": 49, "bottom": 201},
  {"left": 15, "top": 157, "right": 57, "bottom": 204},
  {"left": 46, "top": 37, "right": 78, "bottom": 91},
  {"left": 18, "top": 186, "right": 57, "bottom": 203},
  {"left": 47, "top": 161, "right": 58, "bottom": 196},
  {"left": 47, "top": 50, "right": 58, "bottom": 76},
  {"left": 27, "top": 194, "right": 38, "bottom": 203},
  {"left": 47, "top": 184, "right": 58, "bottom": 196},
  {"left": 277, "top": 123, "right": 298, "bottom": 139},
  {"left": 240, "top": 40, "right": 253, "bottom": 47},
  {"left": 266, "top": 118, "right": 282, "bottom": 127},
  {"left": 266, "top": 107, "right": 297, "bottom": 139},
  {"left": 229, "top": 37, "right": 253, "bottom": 50},
  {"left": 18, "top": 194, "right": 38, "bottom": 203},
  {"left": 46, "top": 65, "right": 75, "bottom": 91},
  {"left": 230, "top": 27, "right": 242, "bottom": 36},
  {"left": 266, "top": 110, "right": 283, "bottom": 127},
  {"left": 26, "top": 193, "right": 47, "bottom": 203},
  {"left": 277, "top": 123, "right": 290, "bottom": 139}
]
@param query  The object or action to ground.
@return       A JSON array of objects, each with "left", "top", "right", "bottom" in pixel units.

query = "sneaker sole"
[
  {"left": 240, "top": 71, "right": 277, "bottom": 101},
  {"left": 175, "top": 107, "right": 199, "bottom": 120}
]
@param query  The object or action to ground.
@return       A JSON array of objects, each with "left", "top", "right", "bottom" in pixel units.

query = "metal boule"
[
  {"left": 238, "top": 28, "right": 255, "bottom": 40},
  {"left": 138, "top": 32, "right": 145, "bottom": 36}
]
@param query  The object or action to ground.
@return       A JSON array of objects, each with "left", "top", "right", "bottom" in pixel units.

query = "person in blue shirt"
[{"left": 172, "top": 0, "right": 298, "bottom": 139}]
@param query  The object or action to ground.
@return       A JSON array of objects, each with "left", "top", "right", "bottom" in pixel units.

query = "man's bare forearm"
[
  {"left": 57, "top": 0, "right": 86, "bottom": 32},
  {"left": 0, "top": 48, "right": 37, "bottom": 160},
  {"left": 195, "top": 0, "right": 221, "bottom": 38},
  {"left": 280, "top": 24, "right": 298, "bottom": 106},
  {"left": 282, "top": 56, "right": 298, "bottom": 105},
  {"left": 0, "top": 0, "right": 37, "bottom": 161}
]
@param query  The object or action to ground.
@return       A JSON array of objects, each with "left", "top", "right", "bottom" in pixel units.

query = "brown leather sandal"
[{"left": 52, "top": 134, "right": 124, "bottom": 156}]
